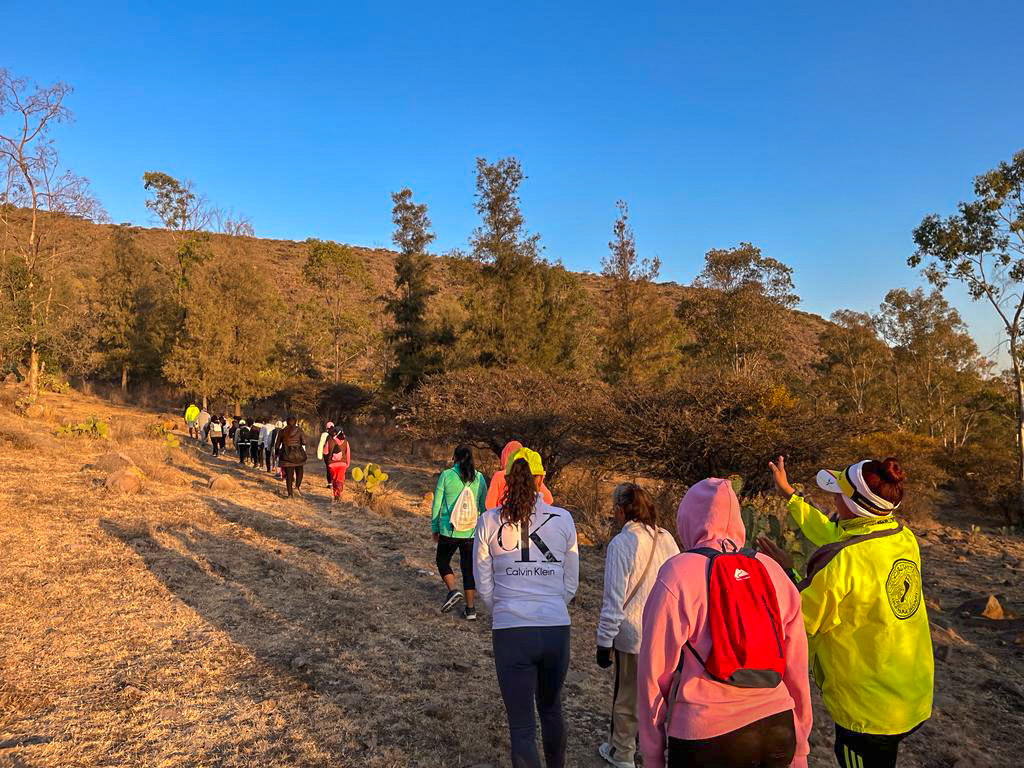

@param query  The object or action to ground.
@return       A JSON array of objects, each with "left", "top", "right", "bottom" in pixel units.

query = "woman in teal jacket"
[{"left": 432, "top": 445, "right": 488, "bottom": 620}]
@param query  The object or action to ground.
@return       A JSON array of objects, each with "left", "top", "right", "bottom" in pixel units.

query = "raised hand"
[
  {"left": 756, "top": 535, "right": 794, "bottom": 572},
  {"left": 769, "top": 455, "right": 795, "bottom": 498}
]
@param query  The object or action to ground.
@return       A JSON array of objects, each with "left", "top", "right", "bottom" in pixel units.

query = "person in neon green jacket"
[
  {"left": 431, "top": 445, "right": 488, "bottom": 620},
  {"left": 759, "top": 455, "right": 933, "bottom": 768}
]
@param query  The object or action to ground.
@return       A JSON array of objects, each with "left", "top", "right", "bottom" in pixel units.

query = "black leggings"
[
  {"left": 493, "top": 625, "right": 570, "bottom": 768},
  {"left": 436, "top": 535, "right": 475, "bottom": 590},
  {"left": 834, "top": 723, "right": 918, "bottom": 768},
  {"left": 284, "top": 466, "right": 304, "bottom": 495},
  {"left": 211, "top": 436, "right": 225, "bottom": 456},
  {"left": 668, "top": 710, "right": 796, "bottom": 768}
]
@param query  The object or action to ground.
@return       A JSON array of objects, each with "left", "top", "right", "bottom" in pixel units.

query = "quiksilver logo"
[{"left": 734, "top": 568, "right": 750, "bottom": 580}]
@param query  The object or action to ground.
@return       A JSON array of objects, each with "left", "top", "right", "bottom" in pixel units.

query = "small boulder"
[
  {"left": 208, "top": 474, "right": 240, "bottom": 493},
  {"left": 91, "top": 452, "right": 136, "bottom": 473},
  {"left": 24, "top": 403, "right": 45, "bottom": 419},
  {"left": 105, "top": 466, "right": 144, "bottom": 495},
  {"left": 982, "top": 595, "right": 1005, "bottom": 620}
]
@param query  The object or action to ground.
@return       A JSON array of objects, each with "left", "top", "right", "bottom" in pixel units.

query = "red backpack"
[{"left": 684, "top": 544, "right": 786, "bottom": 688}]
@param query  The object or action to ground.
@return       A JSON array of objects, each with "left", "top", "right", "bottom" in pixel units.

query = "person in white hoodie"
[
  {"left": 473, "top": 448, "right": 579, "bottom": 768},
  {"left": 317, "top": 422, "right": 334, "bottom": 487},
  {"left": 595, "top": 483, "right": 680, "bottom": 768}
]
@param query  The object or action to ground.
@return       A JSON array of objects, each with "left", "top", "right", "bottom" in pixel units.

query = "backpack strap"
[{"left": 623, "top": 527, "right": 661, "bottom": 609}]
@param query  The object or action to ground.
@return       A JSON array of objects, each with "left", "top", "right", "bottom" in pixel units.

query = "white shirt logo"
[{"left": 734, "top": 568, "right": 750, "bottom": 580}]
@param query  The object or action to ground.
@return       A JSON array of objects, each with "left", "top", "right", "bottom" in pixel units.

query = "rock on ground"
[
  {"left": 208, "top": 474, "right": 240, "bottom": 493},
  {"left": 90, "top": 452, "right": 136, "bottom": 473},
  {"left": 105, "top": 466, "right": 145, "bottom": 495}
]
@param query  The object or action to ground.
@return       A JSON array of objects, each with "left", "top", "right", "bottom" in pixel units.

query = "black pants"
[
  {"left": 211, "top": 436, "right": 225, "bottom": 456},
  {"left": 324, "top": 457, "right": 332, "bottom": 485},
  {"left": 493, "top": 626, "right": 570, "bottom": 768},
  {"left": 668, "top": 710, "right": 796, "bottom": 768},
  {"left": 266, "top": 447, "right": 275, "bottom": 472},
  {"left": 238, "top": 445, "right": 248, "bottom": 464},
  {"left": 284, "top": 465, "right": 304, "bottom": 495},
  {"left": 436, "top": 535, "right": 475, "bottom": 590},
  {"left": 834, "top": 723, "right": 919, "bottom": 768}
]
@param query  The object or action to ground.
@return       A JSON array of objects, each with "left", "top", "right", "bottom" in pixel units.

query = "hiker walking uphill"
[
  {"left": 184, "top": 403, "right": 200, "bottom": 440},
  {"left": 317, "top": 422, "right": 335, "bottom": 488},
  {"left": 759, "top": 456, "right": 933, "bottom": 768},
  {"left": 431, "top": 445, "right": 487, "bottom": 619},
  {"left": 208, "top": 415, "right": 227, "bottom": 457},
  {"left": 473, "top": 450, "right": 580, "bottom": 768},
  {"left": 637, "top": 478, "right": 812, "bottom": 768},
  {"left": 595, "top": 483, "right": 679, "bottom": 768},
  {"left": 274, "top": 417, "right": 308, "bottom": 497},
  {"left": 236, "top": 420, "right": 251, "bottom": 465},
  {"left": 487, "top": 440, "right": 554, "bottom": 509},
  {"left": 324, "top": 427, "right": 351, "bottom": 503}
]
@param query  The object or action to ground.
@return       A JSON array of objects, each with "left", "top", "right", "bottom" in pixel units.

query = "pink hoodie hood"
[
  {"left": 677, "top": 478, "right": 746, "bottom": 551},
  {"left": 637, "top": 478, "right": 812, "bottom": 768},
  {"left": 499, "top": 440, "right": 523, "bottom": 470}
]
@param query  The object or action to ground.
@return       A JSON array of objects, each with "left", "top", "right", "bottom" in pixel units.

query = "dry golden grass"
[{"left": 0, "top": 388, "right": 1021, "bottom": 767}]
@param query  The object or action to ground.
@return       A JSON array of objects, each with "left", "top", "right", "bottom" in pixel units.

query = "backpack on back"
[
  {"left": 449, "top": 474, "right": 479, "bottom": 532},
  {"left": 684, "top": 545, "right": 786, "bottom": 688}
]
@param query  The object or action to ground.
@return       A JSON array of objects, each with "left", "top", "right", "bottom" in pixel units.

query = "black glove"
[{"left": 596, "top": 646, "right": 613, "bottom": 668}]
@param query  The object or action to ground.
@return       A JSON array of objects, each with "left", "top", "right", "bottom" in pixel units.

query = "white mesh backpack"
[{"left": 449, "top": 476, "right": 479, "bottom": 532}]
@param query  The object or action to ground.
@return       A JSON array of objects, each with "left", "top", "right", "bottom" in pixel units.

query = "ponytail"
[{"left": 453, "top": 444, "right": 475, "bottom": 484}]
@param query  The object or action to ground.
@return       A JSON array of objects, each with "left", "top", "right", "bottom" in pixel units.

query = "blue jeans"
[{"left": 492, "top": 625, "right": 570, "bottom": 768}]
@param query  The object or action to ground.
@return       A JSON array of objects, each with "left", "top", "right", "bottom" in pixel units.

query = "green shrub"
[{"left": 55, "top": 416, "right": 109, "bottom": 439}]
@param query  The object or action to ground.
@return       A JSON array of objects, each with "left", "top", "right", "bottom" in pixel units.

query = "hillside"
[
  {"left": 14, "top": 209, "right": 830, "bottom": 378},
  {"left": 0, "top": 386, "right": 1022, "bottom": 767}
]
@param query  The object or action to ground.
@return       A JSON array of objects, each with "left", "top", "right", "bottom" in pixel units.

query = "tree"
[
  {"left": 467, "top": 157, "right": 588, "bottom": 368},
  {"left": 876, "top": 287, "right": 990, "bottom": 450},
  {"left": 599, "top": 200, "right": 679, "bottom": 385},
  {"left": 91, "top": 226, "right": 168, "bottom": 390},
  {"left": 0, "top": 70, "right": 106, "bottom": 396},
  {"left": 142, "top": 171, "right": 215, "bottom": 306},
  {"left": 677, "top": 243, "right": 798, "bottom": 375},
  {"left": 163, "top": 254, "right": 283, "bottom": 412},
  {"left": 817, "top": 310, "right": 891, "bottom": 416},
  {"left": 386, "top": 188, "right": 439, "bottom": 391},
  {"left": 911, "top": 149, "right": 1024, "bottom": 520},
  {"left": 301, "top": 238, "right": 372, "bottom": 383}
]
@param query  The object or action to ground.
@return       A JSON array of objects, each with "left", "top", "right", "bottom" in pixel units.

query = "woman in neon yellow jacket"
[{"left": 758, "top": 455, "right": 933, "bottom": 768}]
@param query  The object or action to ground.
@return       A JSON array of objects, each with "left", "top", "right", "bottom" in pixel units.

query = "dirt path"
[{"left": 1, "top": 392, "right": 1022, "bottom": 767}]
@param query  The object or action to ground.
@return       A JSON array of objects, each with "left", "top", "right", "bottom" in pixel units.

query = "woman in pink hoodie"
[{"left": 637, "top": 478, "right": 811, "bottom": 768}]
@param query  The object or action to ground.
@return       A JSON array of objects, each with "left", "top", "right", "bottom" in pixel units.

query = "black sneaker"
[
  {"left": 441, "top": 590, "right": 464, "bottom": 613},
  {"left": 464, "top": 606, "right": 477, "bottom": 621}
]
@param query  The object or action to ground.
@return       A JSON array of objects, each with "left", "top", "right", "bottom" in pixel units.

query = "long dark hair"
[
  {"left": 453, "top": 444, "right": 475, "bottom": 484},
  {"left": 500, "top": 458, "right": 536, "bottom": 526}
]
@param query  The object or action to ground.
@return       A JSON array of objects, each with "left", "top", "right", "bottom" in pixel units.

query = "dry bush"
[
  {"left": 0, "top": 416, "right": 46, "bottom": 452},
  {"left": 557, "top": 468, "right": 612, "bottom": 547},
  {"left": 125, "top": 442, "right": 193, "bottom": 487}
]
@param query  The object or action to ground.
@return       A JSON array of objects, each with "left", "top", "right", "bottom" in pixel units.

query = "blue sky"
[{"left": 7, "top": 1, "right": 1023, "bottom": 359}]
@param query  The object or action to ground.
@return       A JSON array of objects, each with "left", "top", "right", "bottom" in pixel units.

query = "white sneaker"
[{"left": 598, "top": 742, "right": 635, "bottom": 768}]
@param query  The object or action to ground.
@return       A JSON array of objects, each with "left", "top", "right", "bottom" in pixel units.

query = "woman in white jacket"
[{"left": 596, "top": 483, "right": 680, "bottom": 768}]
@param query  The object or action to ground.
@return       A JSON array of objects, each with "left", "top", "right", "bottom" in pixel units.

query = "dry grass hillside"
[
  {"left": 13, "top": 208, "right": 829, "bottom": 373},
  {"left": 0, "top": 385, "right": 1022, "bottom": 767}
]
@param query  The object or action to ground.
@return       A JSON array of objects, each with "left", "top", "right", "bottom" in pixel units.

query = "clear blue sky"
[{"left": 8, "top": 1, "right": 1024, "bottom": 359}]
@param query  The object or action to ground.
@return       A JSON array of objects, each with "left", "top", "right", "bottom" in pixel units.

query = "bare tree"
[{"left": 0, "top": 70, "right": 105, "bottom": 396}]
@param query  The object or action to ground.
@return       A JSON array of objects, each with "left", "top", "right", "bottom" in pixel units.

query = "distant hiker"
[
  {"left": 184, "top": 403, "right": 200, "bottom": 439},
  {"left": 197, "top": 407, "right": 211, "bottom": 444},
  {"left": 430, "top": 445, "right": 488, "bottom": 619},
  {"left": 209, "top": 415, "right": 227, "bottom": 457},
  {"left": 324, "top": 427, "right": 351, "bottom": 503},
  {"left": 760, "top": 456, "right": 933, "bottom": 768},
  {"left": 595, "top": 483, "right": 679, "bottom": 768},
  {"left": 473, "top": 450, "right": 580, "bottom": 768},
  {"left": 275, "top": 416, "right": 307, "bottom": 497},
  {"left": 258, "top": 419, "right": 275, "bottom": 469},
  {"left": 236, "top": 420, "right": 251, "bottom": 465},
  {"left": 228, "top": 418, "right": 238, "bottom": 450},
  {"left": 486, "top": 440, "right": 554, "bottom": 509},
  {"left": 317, "top": 422, "right": 335, "bottom": 488},
  {"left": 637, "top": 478, "right": 812, "bottom": 768},
  {"left": 266, "top": 420, "right": 285, "bottom": 472}
]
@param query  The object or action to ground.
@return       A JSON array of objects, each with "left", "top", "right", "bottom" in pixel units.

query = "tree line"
[{"left": 2, "top": 69, "right": 1023, "bottom": 523}]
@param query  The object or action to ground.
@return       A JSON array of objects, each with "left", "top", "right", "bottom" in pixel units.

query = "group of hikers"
[
  {"left": 182, "top": 403, "right": 350, "bottom": 501},
  {"left": 183, "top": 403, "right": 933, "bottom": 768},
  {"left": 431, "top": 439, "right": 933, "bottom": 768}
]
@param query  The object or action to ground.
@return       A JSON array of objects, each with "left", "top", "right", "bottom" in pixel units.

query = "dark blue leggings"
[{"left": 492, "top": 625, "right": 570, "bottom": 768}]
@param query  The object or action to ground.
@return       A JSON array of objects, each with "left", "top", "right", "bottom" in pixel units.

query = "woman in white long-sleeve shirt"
[
  {"left": 473, "top": 448, "right": 579, "bottom": 768},
  {"left": 595, "top": 483, "right": 680, "bottom": 768}
]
